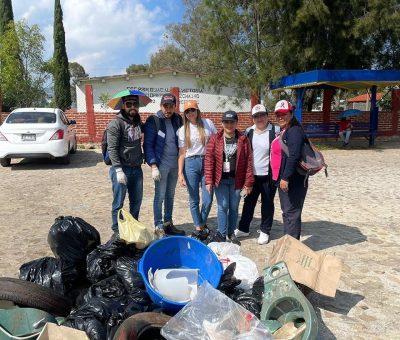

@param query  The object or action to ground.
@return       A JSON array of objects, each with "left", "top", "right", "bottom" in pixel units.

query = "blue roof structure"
[
  {"left": 271, "top": 69, "right": 400, "bottom": 146},
  {"left": 271, "top": 69, "right": 400, "bottom": 91}
]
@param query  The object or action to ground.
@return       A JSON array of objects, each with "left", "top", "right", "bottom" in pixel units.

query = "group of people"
[{"left": 106, "top": 92, "right": 309, "bottom": 246}]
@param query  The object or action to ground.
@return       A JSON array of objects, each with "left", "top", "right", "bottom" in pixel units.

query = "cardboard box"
[
  {"left": 37, "top": 323, "right": 89, "bottom": 340},
  {"left": 268, "top": 235, "right": 343, "bottom": 297}
]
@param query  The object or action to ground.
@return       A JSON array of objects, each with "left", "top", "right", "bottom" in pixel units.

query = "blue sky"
[{"left": 12, "top": 0, "right": 185, "bottom": 77}]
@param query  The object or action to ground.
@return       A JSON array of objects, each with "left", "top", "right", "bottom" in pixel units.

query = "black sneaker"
[
  {"left": 163, "top": 221, "right": 186, "bottom": 236},
  {"left": 191, "top": 225, "right": 210, "bottom": 241},
  {"left": 227, "top": 234, "right": 241, "bottom": 246}
]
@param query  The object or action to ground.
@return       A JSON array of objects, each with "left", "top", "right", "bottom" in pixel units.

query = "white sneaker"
[
  {"left": 257, "top": 231, "right": 270, "bottom": 245},
  {"left": 234, "top": 229, "right": 250, "bottom": 238}
]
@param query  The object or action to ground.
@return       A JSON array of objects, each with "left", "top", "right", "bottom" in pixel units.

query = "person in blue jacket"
[
  {"left": 143, "top": 93, "right": 185, "bottom": 235},
  {"left": 271, "top": 100, "right": 308, "bottom": 240}
]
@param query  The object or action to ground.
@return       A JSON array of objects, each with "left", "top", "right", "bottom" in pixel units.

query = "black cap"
[
  {"left": 222, "top": 110, "right": 238, "bottom": 122},
  {"left": 122, "top": 95, "right": 139, "bottom": 103},
  {"left": 161, "top": 93, "right": 176, "bottom": 105}
]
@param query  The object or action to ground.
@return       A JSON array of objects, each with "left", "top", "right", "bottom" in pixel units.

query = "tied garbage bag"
[
  {"left": 19, "top": 256, "right": 79, "bottom": 295},
  {"left": 48, "top": 216, "right": 100, "bottom": 264},
  {"left": 161, "top": 281, "right": 271, "bottom": 340},
  {"left": 82, "top": 275, "right": 127, "bottom": 303},
  {"left": 86, "top": 235, "right": 137, "bottom": 283},
  {"left": 117, "top": 209, "right": 157, "bottom": 249},
  {"left": 114, "top": 257, "right": 144, "bottom": 292}
]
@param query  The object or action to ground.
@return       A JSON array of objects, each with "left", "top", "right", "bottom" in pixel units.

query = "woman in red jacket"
[{"left": 205, "top": 111, "right": 254, "bottom": 245}]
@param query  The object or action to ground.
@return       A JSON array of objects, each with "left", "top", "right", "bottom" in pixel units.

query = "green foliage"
[
  {"left": 53, "top": 0, "right": 71, "bottom": 110},
  {"left": 165, "top": 0, "right": 400, "bottom": 102},
  {"left": 0, "top": 0, "right": 14, "bottom": 36},
  {"left": 0, "top": 20, "right": 49, "bottom": 108},
  {"left": 98, "top": 92, "right": 111, "bottom": 111},
  {"left": 69, "top": 61, "right": 88, "bottom": 106},
  {"left": 126, "top": 63, "right": 149, "bottom": 74}
]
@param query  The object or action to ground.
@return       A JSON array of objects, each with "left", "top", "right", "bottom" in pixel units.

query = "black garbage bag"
[
  {"left": 231, "top": 289, "right": 261, "bottom": 319},
  {"left": 204, "top": 230, "right": 226, "bottom": 244},
  {"left": 86, "top": 236, "right": 137, "bottom": 283},
  {"left": 252, "top": 276, "right": 264, "bottom": 303},
  {"left": 114, "top": 257, "right": 144, "bottom": 292},
  {"left": 63, "top": 317, "right": 106, "bottom": 340},
  {"left": 83, "top": 275, "right": 127, "bottom": 303},
  {"left": 48, "top": 216, "right": 101, "bottom": 265},
  {"left": 218, "top": 262, "right": 241, "bottom": 294},
  {"left": 19, "top": 257, "right": 79, "bottom": 295}
]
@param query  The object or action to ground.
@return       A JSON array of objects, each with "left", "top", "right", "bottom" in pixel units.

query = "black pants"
[
  {"left": 238, "top": 175, "right": 277, "bottom": 234},
  {"left": 278, "top": 174, "right": 308, "bottom": 240}
]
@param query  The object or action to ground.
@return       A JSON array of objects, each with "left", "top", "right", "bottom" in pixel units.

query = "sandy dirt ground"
[{"left": 0, "top": 138, "right": 399, "bottom": 339}]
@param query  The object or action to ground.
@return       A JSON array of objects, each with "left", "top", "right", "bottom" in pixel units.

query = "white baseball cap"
[
  {"left": 251, "top": 104, "right": 267, "bottom": 116},
  {"left": 274, "top": 100, "right": 294, "bottom": 114}
]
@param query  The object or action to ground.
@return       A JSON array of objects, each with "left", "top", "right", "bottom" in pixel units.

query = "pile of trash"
[{"left": 1, "top": 215, "right": 269, "bottom": 339}]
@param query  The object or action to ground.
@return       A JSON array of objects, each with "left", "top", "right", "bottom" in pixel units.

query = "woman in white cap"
[
  {"left": 270, "top": 100, "right": 307, "bottom": 240},
  {"left": 177, "top": 100, "right": 217, "bottom": 239}
]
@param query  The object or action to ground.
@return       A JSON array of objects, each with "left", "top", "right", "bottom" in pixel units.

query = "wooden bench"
[{"left": 303, "top": 122, "right": 376, "bottom": 140}]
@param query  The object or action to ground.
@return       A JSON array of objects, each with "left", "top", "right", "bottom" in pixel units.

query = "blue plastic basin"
[{"left": 138, "top": 236, "right": 223, "bottom": 313}]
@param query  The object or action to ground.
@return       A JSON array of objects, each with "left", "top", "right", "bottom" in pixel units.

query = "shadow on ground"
[{"left": 9, "top": 150, "right": 102, "bottom": 170}]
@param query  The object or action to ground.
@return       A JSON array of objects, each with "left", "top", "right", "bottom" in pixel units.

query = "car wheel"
[
  {"left": 0, "top": 158, "right": 11, "bottom": 167},
  {"left": 70, "top": 138, "right": 77, "bottom": 154},
  {"left": 113, "top": 312, "right": 171, "bottom": 340},
  {"left": 0, "top": 277, "right": 72, "bottom": 316},
  {"left": 58, "top": 152, "right": 70, "bottom": 165}
]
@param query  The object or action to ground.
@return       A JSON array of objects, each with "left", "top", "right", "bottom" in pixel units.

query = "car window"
[{"left": 6, "top": 112, "right": 56, "bottom": 124}]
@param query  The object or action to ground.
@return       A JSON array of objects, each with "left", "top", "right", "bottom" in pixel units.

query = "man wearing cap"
[
  {"left": 107, "top": 95, "right": 145, "bottom": 233},
  {"left": 143, "top": 93, "right": 184, "bottom": 235},
  {"left": 235, "top": 104, "right": 280, "bottom": 245}
]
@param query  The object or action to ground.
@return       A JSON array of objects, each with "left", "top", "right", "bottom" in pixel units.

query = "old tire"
[
  {"left": 0, "top": 277, "right": 72, "bottom": 316},
  {"left": 70, "top": 138, "right": 77, "bottom": 154},
  {"left": 0, "top": 158, "right": 11, "bottom": 167},
  {"left": 113, "top": 312, "right": 171, "bottom": 340}
]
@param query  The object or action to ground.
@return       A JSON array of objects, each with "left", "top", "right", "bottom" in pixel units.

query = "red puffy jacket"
[{"left": 204, "top": 129, "right": 254, "bottom": 189}]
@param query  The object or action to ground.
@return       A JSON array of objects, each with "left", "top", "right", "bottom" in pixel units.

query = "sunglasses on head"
[{"left": 124, "top": 100, "right": 139, "bottom": 108}]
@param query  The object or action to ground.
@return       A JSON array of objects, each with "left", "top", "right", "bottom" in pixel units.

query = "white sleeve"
[
  {"left": 206, "top": 118, "right": 217, "bottom": 134},
  {"left": 177, "top": 126, "right": 185, "bottom": 148}
]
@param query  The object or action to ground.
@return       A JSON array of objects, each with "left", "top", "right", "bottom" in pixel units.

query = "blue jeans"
[
  {"left": 184, "top": 156, "right": 213, "bottom": 228},
  {"left": 153, "top": 164, "right": 178, "bottom": 227},
  {"left": 110, "top": 166, "right": 143, "bottom": 232},
  {"left": 214, "top": 177, "right": 241, "bottom": 237}
]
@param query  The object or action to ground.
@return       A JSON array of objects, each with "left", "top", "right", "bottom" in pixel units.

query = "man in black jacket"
[{"left": 107, "top": 95, "right": 144, "bottom": 232}]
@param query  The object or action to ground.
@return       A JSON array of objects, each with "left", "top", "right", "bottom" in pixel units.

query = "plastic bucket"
[{"left": 138, "top": 236, "right": 223, "bottom": 313}]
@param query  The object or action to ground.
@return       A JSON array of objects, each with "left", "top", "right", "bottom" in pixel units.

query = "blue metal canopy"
[{"left": 271, "top": 69, "right": 400, "bottom": 146}]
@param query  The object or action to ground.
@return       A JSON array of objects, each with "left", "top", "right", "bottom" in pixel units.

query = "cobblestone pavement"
[{"left": 1, "top": 139, "right": 399, "bottom": 339}]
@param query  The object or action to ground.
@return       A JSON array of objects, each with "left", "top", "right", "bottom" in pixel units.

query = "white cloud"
[{"left": 11, "top": 0, "right": 173, "bottom": 76}]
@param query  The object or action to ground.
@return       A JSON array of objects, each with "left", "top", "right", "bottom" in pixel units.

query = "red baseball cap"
[{"left": 274, "top": 100, "right": 294, "bottom": 114}]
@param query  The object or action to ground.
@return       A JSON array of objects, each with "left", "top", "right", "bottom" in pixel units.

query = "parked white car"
[{"left": 0, "top": 108, "right": 77, "bottom": 167}]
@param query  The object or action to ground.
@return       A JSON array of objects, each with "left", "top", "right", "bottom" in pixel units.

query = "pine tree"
[
  {"left": 53, "top": 0, "right": 71, "bottom": 110},
  {"left": 0, "top": 0, "right": 14, "bottom": 36}
]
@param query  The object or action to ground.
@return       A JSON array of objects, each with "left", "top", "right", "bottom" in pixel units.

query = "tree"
[
  {"left": 126, "top": 63, "right": 149, "bottom": 74},
  {"left": 69, "top": 61, "right": 88, "bottom": 106},
  {"left": 0, "top": 20, "right": 49, "bottom": 107},
  {"left": 0, "top": 0, "right": 14, "bottom": 36},
  {"left": 150, "top": 44, "right": 197, "bottom": 72},
  {"left": 53, "top": 0, "right": 71, "bottom": 110}
]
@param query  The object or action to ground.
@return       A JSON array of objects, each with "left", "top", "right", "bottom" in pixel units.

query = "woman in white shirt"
[{"left": 178, "top": 100, "right": 217, "bottom": 239}]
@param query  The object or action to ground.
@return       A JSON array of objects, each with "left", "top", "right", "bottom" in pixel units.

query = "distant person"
[
  {"left": 235, "top": 104, "right": 280, "bottom": 245},
  {"left": 204, "top": 110, "right": 254, "bottom": 246},
  {"left": 143, "top": 93, "right": 185, "bottom": 235},
  {"left": 106, "top": 95, "right": 145, "bottom": 233},
  {"left": 270, "top": 100, "right": 307, "bottom": 240},
  {"left": 339, "top": 117, "right": 353, "bottom": 146}
]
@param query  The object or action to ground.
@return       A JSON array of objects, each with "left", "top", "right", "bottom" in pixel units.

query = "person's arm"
[
  {"left": 281, "top": 126, "right": 304, "bottom": 181},
  {"left": 143, "top": 116, "right": 158, "bottom": 166},
  {"left": 204, "top": 134, "right": 216, "bottom": 192},
  {"left": 178, "top": 147, "right": 186, "bottom": 187},
  {"left": 107, "top": 119, "right": 122, "bottom": 168}
]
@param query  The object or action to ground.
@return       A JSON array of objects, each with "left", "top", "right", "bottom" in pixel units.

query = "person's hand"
[
  {"left": 115, "top": 168, "right": 127, "bottom": 185},
  {"left": 245, "top": 186, "right": 252, "bottom": 196},
  {"left": 280, "top": 179, "right": 289, "bottom": 192},
  {"left": 152, "top": 167, "right": 161, "bottom": 181},
  {"left": 206, "top": 184, "right": 212, "bottom": 193},
  {"left": 178, "top": 174, "right": 186, "bottom": 187}
]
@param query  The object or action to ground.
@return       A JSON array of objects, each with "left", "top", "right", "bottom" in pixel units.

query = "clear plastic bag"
[
  {"left": 161, "top": 281, "right": 271, "bottom": 340},
  {"left": 117, "top": 208, "right": 157, "bottom": 249},
  {"left": 223, "top": 255, "right": 259, "bottom": 291},
  {"left": 208, "top": 242, "right": 240, "bottom": 258}
]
